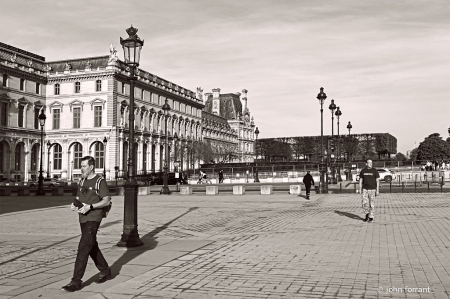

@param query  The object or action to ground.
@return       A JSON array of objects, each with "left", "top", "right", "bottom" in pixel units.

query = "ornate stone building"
[
  {"left": 202, "top": 88, "right": 256, "bottom": 162},
  {"left": 0, "top": 42, "right": 203, "bottom": 181}
]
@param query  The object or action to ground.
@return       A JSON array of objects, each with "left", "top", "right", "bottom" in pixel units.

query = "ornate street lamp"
[
  {"left": 161, "top": 99, "right": 171, "bottom": 195},
  {"left": 254, "top": 127, "right": 260, "bottom": 183},
  {"left": 316, "top": 87, "right": 327, "bottom": 194},
  {"left": 335, "top": 107, "right": 342, "bottom": 182},
  {"left": 328, "top": 99, "right": 337, "bottom": 184},
  {"left": 347, "top": 121, "right": 352, "bottom": 161},
  {"left": 36, "top": 111, "right": 46, "bottom": 196},
  {"left": 103, "top": 136, "right": 107, "bottom": 179},
  {"left": 117, "top": 25, "right": 144, "bottom": 248},
  {"left": 46, "top": 140, "right": 52, "bottom": 179}
]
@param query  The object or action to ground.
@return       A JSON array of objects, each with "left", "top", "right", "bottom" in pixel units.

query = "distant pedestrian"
[
  {"left": 302, "top": 171, "right": 315, "bottom": 200},
  {"left": 62, "top": 156, "right": 112, "bottom": 292},
  {"left": 218, "top": 170, "right": 224, "bottom": 184},
  {"left": 359, "top": 159, "right": 380, "bottom": 223}
]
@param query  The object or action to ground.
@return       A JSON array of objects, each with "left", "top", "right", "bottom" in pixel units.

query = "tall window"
[
  {"left": 18, "top": 105, "right": 24, "bottom": 127},
  {"left": 35, "top": 82, "right": 40, "bottom": 94},
  {"left": 94, "top": 142, "right": 104, "bottom": 169},
  {"left": 73, "top": 143, "right": 82, "bottom": 169},
  {"left": 75, "top": 82, "right": 80, "bottom": 93},
  {"left": 2, "top": 74, "right": 7, "bottom": 87},
  {"left": 31, "top": 144, "right": 38, "bottom": 171},
  {"left": 15, "top": 144, "right": 21, "bottom": 171},
  {"left": 34, "top": 108, "right": 40, "bottom": 129},
  {"left": 0, "top": 102, "right": 7, "bottom": 126},
  {"left": 94, "top": 106, "right": 102, "bottom": 127},
  {"left": 96, "top": 80, "right": 102, "bottom": 92},
  {"left": 141, "top": 89, "right": 144, "bottom": 99},
  {"left": 53, "top": 144, "right": 62, "bottom": 170},
  {"left": 20, "top": 79, "right": 25, "bottom": 91},
  {"left": 54, "top": 83, "right": 60, "bottom": 95},
  {"left": 73, "top": 107, "right": 81, "bottom": 128},
  {"left": 121, "top": 82, "right": 125, "bottom": 94},
  {"left": 53, "top": 109, "right": 60, "bottom": 129}
]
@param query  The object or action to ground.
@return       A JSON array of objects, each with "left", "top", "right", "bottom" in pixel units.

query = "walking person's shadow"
[
  {"left": 82, "top": 207, "right": 199, "bottom": 287},
  {"left": 334, "top": 210, "right": 364, "bottom": 221}
]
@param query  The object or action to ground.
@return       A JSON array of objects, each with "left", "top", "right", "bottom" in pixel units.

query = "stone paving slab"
[{"left": 0, "top": 193, "right": 449, "bottom": 298}]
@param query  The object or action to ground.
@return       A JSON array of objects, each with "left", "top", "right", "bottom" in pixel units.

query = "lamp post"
[
  {"left": 254, "top": 127, "right": 260, "bottom": 183},
  {"left": 36, "top": 111, "right": 46, "bottom": 196},
  {"left": 317, "top": 87, "right": 327, "bottom": 194},
  {"left": 161, "top": 99, "right": 171, "bottom": 194},
  {"left": 335, "top": 107, "right": 342, "bottom": 182},
  {"left": 328, "top": 99, "right": 336, "bottom": 184},
  {"left": 347, "top": 121, "right": 352, "bottom": 161},
  {"left": 71, "top": 161, "right": 74, "bottom": 182},
  {"left": 46, "top": 140, "right": 52, "bottom": 179},
  {"left": 117, "top": 25, "right": 144, "bottom": 248},
  {"left": 103, "top": 136, "right": 107, "bottom": 179}
]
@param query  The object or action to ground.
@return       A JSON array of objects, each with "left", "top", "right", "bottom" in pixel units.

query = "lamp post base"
[
  {"left": 319, "top": 169, "right": 328, "bottom": 194},
  {"left": 117, "top": 180, "right": 143, "bottom": 248},
  {"left": 160, "top": 186, "right": 171, "bottom": 194},
  {"left": 35, "top": 190, "right": 46, "bottom": 196}
]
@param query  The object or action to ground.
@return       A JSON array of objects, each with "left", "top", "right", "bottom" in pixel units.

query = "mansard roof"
[
  {"left": 47, "top": 56, "right": 109, "bottom": 72},
  {"left": 204, "top": 93, "right": 242, "bottom": 120}
]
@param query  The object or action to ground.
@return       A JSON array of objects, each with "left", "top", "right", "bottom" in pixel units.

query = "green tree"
[
  {"left": 417, "top": 133, "right": 450, "bottom": 161},
  {"left": 375, "top": 134, "right": 389, "bottom": 160},
  {"left": 358, "top": 134, "right": 376, "bottom": 160},
  {"left": 409, "top": 147, "right": 418, "bottom": 161},
  {"left": 395, "top": 152, "right": 407, "bottom": 161},
  {"left": 342, "top": 135, "right": 359, "bottom": 161}
]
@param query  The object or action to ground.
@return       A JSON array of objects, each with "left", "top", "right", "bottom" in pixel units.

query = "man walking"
[
  {"left": 359, "top": 159, "right": 380, "bottom": 223},
  {"left": 62, "top": 156, "right": 112, "bottom": 292},
  {"left": 302, "top": 171, "right": 315, "bottom": 200}
]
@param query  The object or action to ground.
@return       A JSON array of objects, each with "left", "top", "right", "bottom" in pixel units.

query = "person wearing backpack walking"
[{"left": 62, "top": 156, "right": 112, "bottom": 292}]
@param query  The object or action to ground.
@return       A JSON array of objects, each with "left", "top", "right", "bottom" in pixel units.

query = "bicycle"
[{"left": 197, "top": 178, "right": 212, "bottom": 184}]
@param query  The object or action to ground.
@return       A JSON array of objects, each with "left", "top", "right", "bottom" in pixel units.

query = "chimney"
[
  {"left": 241, "top": 89, "right": 248, "bottom": 110},
  {"left": 212, "top": 88, "right": 221, "bottom": 115}
]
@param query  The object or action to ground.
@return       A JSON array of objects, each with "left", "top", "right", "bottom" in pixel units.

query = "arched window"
[
  {"left": 73, "top": 143, "right": 83, "bottom": 169},
  {"left": 94, "top": 142, "right": 104, "bottom": 169},
  {"left": 31, "top": 144, "right": 38, "bottom": 171},
  {"left": 14, "top": 144, "right": 21, "bottom": 171},
  {"left": 53, "top": 144, "right": 62, "bottom": 170}
]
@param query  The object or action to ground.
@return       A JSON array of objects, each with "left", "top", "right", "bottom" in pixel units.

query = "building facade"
[
  {"left": 0, "top": 42, "right": 204, "bottom": 181},
  {"left": 202, "top": 88, "right": 256, "bottom": 162}
]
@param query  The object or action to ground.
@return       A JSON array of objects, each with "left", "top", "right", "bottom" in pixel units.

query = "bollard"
[
  {"left": 339, "top": 183, "right": 342, "bottom": 193},
  {"left": 402, "top": 182, "right": 404, "bottom": 193},
  {"left": 427, "top": 181, "right": 430, "bottom": 192},
  {"left": 414, "top": 181, "right": 416, "bottom": 193},
  {"left": 389, "top": 182, "right": 392, "bottom": 193}
]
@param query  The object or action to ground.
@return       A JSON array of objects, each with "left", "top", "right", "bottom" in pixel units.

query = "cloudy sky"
[{"left": 2, "top": 0, "right": 449, "bottom": 154}]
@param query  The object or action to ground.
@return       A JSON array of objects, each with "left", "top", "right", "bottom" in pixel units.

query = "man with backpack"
[{"left": 62, "top": 156, "right": 112, "bottom": 292}]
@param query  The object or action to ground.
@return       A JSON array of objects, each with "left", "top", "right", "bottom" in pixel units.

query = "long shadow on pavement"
[
  {"left": 334, "top": 210, "right": 364, "bottom": 221},
  {"left": 82, "top": 207, "right": 199, "bottom": 288}
]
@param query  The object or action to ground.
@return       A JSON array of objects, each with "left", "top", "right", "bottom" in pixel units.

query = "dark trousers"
[
  {"left": 305, "top": 185, "right": 312, "bottom": 197},
  {"left": 72, "top": 221, "right": 110, "bottom": 283}
]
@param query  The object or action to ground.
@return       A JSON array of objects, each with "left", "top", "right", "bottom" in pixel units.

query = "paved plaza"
[{"left": 0, "top": 191, "right": 449, "bottom": 299}]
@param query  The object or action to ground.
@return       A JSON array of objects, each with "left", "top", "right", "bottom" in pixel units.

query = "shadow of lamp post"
[
  {"left": 117, "top": 25, "right": 144, "bottom": 248},
  {"left": 36, "top": 111, "right": 46, "bottom": 196}
]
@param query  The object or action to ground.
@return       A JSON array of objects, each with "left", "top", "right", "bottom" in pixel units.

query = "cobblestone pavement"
[{"left": 0, "top": 192, "right": 449, "bottom": 298}]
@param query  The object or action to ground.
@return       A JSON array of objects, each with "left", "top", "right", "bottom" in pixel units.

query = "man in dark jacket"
[{"left": 302, "top": 171, "right": 315, "bottom": 200}]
